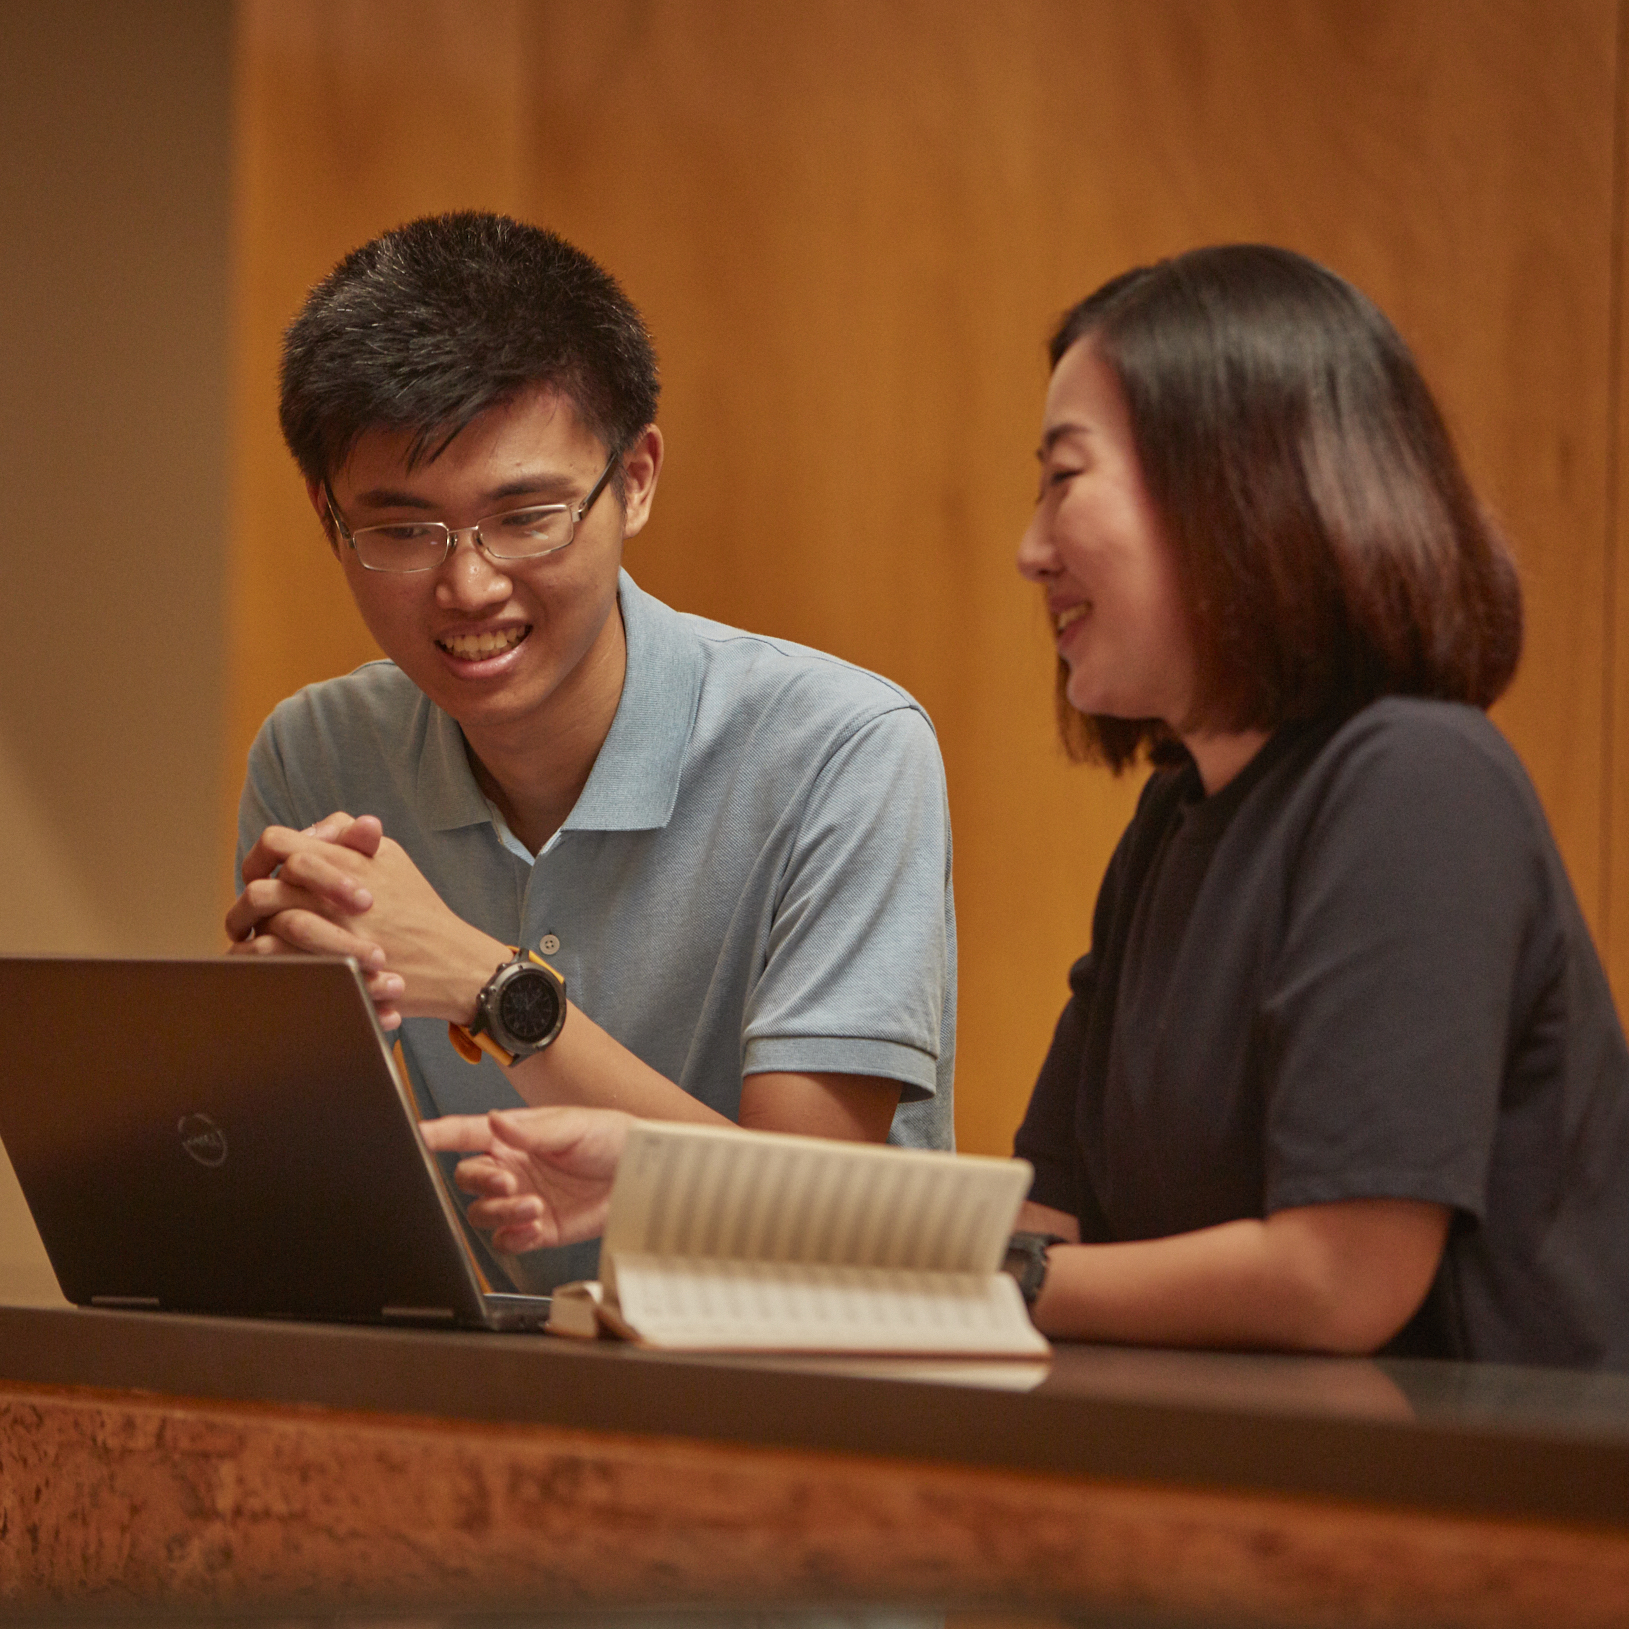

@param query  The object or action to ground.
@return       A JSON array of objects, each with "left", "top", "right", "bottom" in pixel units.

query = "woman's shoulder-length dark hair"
[{"left": 1050, "top": 244, "right": 1523, "bottom": 770}]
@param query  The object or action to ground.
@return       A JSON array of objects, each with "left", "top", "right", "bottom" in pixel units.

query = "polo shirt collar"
[
  {"left": 564, "top": 571, "right": 700, "bottom": 831},
  {"left": 416, "top": 570, "right": 701, "bottom": 835},
  {"left": 418, "top": 704, "right": 489, "bottom": 832}
]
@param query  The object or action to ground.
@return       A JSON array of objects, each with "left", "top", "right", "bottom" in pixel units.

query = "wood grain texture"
[
  {"left": 1607, "top": 0, "right": 1629, "bottom": 1003},
  {"left": 509, "top": 0, "right": 1622, "bottom": 1147},
  {"left": 1, "top": 1381, "right": 1626, "bottom": 1626},
  {"left": 226, "top": 0, "right": 529, "bottom": 883},
  {"left": 230, "top": 0, "right": 1626, "bottom": 1149}
]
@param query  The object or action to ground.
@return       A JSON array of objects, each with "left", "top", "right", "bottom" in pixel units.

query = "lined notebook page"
[
  {"left": 602, "top": 1122, "right": 1032, "bottom": 1275},
  {"left": 609, "top": 1255, "right": 1050, "bottom": 1355}
]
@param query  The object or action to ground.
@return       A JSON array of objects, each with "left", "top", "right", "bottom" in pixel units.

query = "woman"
[
  {"left": 427, "top": 245, "right": 1629, "bottom": 1367},
  {"left": 1008, "top": 244, "right": 1627, "bottom": 1366}
]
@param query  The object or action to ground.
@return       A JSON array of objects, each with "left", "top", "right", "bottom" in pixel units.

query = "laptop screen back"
[{"left": 0, "top": 957, "right": 489, "bottom": 1325}]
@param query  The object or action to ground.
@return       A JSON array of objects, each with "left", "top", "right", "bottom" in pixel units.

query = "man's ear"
[
  {"left": 618, "top": 424, "right": 664, "bottom": 542},
  {"left": 306, "top": 477, "right": 341, "bottom": 560}
]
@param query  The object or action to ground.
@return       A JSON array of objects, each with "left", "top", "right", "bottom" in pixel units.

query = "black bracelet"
[{"left": 1001, "top": 1230, "right": 1068, "bottom": 1308}]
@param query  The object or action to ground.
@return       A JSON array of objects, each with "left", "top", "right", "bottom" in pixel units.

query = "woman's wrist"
[{"left": 1003, "top": 1231, "right": 1069, "bottom": 1314}]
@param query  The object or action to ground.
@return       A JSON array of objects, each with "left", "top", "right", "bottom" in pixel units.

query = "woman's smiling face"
[{"left": 1017, "top": 338, "right": 1198, "bottom": 732}]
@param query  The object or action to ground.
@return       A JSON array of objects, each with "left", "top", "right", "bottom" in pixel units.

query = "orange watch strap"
[{"left": 449, "top": 1024, "right": 515, "bottom": 1067}]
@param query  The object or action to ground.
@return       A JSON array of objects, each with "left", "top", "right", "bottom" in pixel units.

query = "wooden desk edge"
[{"left": 2, "top": 1376, "right": 1627, "bottom": 1628}]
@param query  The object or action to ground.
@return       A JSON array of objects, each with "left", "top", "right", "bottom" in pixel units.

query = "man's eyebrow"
[
  {"left": 484, "top": 474, "right": 578, "bottom": 504},
  {"left": 348, "top": 474, "right": 579, "bottom": 511},
  {"left": 350, "top": 486, "right": 437, "bottom": 510}
]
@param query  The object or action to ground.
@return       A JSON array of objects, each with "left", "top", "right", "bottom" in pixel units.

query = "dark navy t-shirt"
[{"left": 1015, "top": 697, "right": 1629, "bottom": 1368}]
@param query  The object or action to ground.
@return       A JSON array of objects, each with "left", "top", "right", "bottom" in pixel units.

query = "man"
[{"left": 226, "top": 212, "right": 955, "bottom": 1290}]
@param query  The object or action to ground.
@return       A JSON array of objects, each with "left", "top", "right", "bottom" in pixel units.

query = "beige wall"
[{"left": 0, "top": 0, "right": 233, "bottom": 1301}]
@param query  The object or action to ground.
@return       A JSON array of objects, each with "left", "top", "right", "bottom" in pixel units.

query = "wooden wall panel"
[
  {"left": 232, "top": 0, "right": 1622, "bottom": 1153},
  {"left": 227, "top": 0, "right": 529, "bottom": 876},
  {"left": 1608, "top": 2, "right": 1629, "bottom": 1007}
]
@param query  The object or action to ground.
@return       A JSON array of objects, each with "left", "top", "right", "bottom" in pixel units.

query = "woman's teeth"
[
  {"left": 1056, "top": 605, "right": 1088, "bottom": 633},
  {"left": 440, "top": 626, "right": 528, "bottom": 659}
]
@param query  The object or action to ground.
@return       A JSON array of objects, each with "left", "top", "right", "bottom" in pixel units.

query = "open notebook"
[{"left": 548, "top": 1120, "right": 1051, "bottom": 1358}]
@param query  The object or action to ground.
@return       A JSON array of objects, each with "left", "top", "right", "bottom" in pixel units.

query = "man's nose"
[{"left": 436, "top": 531, "right": 513, "bottom": 605}]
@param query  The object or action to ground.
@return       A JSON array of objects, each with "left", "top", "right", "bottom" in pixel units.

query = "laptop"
[{"left": 0, "top": 956, "right": 553, "bottom": 1331}]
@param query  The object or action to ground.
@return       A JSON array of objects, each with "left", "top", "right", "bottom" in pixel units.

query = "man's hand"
[
  {"left": 419, "top": 1106, "right": 634, "bottom": 1252},
  {"left": 227, "top": 813, "right": 408, "bottom": 1023},
  {"left": 228, "top": 812, "right": 384, "bottom": 949},
  {"left": 226, "top": 812, "right": 503, "bottom": 1029}
]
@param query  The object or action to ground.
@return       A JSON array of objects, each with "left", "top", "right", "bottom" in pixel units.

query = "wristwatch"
[
  {"left": 1001, "top": 1230, "right": 1067, "bottom": 1308},
  {"left": 450, "top": 947, "right": 567, "bottom": 1067}
]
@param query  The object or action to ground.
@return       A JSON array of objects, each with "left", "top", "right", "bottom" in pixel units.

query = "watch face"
[{"left": 497, "top": 967, "right": 562, "bottom": 1045}]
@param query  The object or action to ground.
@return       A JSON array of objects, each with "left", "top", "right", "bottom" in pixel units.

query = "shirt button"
[{"left": 539, "top": 933, "right": 561, "bottom": 955}]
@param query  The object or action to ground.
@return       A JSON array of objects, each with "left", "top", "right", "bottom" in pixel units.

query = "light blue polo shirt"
[{"left": 238, "top": 572, "right": 956, "bottom": 1288}]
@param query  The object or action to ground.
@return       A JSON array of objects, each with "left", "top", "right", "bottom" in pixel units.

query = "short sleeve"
[
  {"left": 1261, "top": 713, "right": 1552, "bottom": 1218},
  {"left": 740, "top": 707, "right": 951, "bottom": 1100}
]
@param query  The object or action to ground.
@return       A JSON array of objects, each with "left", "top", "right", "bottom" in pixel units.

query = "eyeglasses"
[{"left": 323, "top": 451, "right": 619, "bottom": 574}]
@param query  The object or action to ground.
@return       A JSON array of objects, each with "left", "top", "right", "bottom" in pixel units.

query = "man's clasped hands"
[{"left": 226, "top": 813, "right": 621, "bottom": 1256}]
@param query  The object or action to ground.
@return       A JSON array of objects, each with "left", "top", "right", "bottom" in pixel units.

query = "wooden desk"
[{"left": 0, "top": 1304, "right": 1625, "bottom": 1624}]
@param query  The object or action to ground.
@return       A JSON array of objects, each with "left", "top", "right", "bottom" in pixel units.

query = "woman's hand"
[{"left": 419, "top": 1106, "right": 635, "bottom": 1252}]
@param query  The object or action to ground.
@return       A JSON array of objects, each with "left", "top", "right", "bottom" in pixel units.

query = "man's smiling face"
[{"left": 316, "top": 386, "right": 659, "bottom": 755}]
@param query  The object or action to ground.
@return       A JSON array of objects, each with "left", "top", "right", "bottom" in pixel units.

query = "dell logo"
[{"left": 177, "top": 1114, "right": 228, "bottom": 1168}]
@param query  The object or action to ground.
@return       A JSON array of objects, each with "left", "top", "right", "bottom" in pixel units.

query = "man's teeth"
[
  {"left": 1056, "top": 605, "right": 1088, "bottom": 633},
  {"left": 440, "top": 627, "right": 528, "bottom": 658}
]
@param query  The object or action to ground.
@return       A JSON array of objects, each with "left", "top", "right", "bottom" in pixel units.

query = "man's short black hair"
[{"left": 279, "top": 211, "right": 660, "bottom": 486}]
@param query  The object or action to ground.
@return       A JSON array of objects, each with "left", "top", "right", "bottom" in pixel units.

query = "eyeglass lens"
[{"left": 352, "top": 505, "right": 574, "bottom": 572}]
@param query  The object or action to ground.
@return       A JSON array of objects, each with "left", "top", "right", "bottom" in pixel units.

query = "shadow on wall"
[
  {"left": 0, "top": 730, "right": 98, "bottom": 1303},
  {"left": 0, "top": 1168, "right": 64, "bottom": 1308},
  {"left": 0, "top": 730, "right": 101, "bottom": 1303}
]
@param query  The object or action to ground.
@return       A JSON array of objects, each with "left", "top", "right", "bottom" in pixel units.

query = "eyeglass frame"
[{"left": 321, "top": 449, "right": 620, "bottom": 574}]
